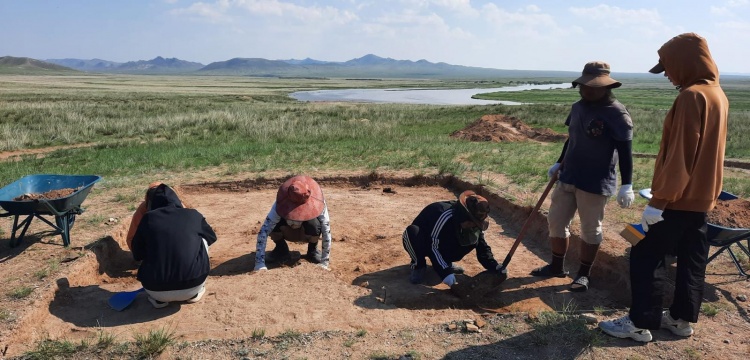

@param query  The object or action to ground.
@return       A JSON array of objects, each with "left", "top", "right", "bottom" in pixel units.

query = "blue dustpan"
[{"left": 108, "top": 288, "right": 144, "bottom": 311}]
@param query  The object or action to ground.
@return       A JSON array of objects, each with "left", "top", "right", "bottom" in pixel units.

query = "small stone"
[
  {"left": 447, "top": 323, "right": 458, "bottom": 331},
  {"left": 723, "top": 339, "right": 731, "bottom": 344},
  {"left": 359, "top": 281, "right": 369, "bottom": 288},
  {"left": 465, "top": 324, "right": 480, "bottom": 332},
  {"left": 737, "top": 294, "right": 747, "bottom": 302},
  {"left": 475, "top": 318, "right": 487, "bottom": 328}
]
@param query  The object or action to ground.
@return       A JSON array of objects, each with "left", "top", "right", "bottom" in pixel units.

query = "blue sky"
[{"left": 1, "top": 0, "right": 748, "bottom": 73}]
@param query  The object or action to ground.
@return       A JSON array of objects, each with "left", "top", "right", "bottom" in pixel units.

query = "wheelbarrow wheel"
[{"left": 55, "top": 214, "right": 76, "bottom": 231}]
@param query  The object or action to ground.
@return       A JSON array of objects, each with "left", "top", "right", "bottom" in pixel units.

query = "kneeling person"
[
  {"left": 131, "top": 184, "right": 218, "bottom": 309},
  {"left": 402, "top": 190, "right": 504, "bottom": 290}
]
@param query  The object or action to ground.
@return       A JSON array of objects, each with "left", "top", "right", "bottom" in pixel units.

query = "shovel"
[
  {"left": 108, "top": 288, "right": 144, "bottom": 311},
  {"left": 496, "top": 170, "right": 559, "bottom": 283}
]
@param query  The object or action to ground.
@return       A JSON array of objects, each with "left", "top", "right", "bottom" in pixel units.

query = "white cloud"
[
  {"left": 171, "top": 1, "right": 233, "bottom": 23},
  {"left": 727, "top": 0, "right": 748, "bottom": 7},
  {"left": 569, "top": 5, "right": 661, "bottom": 27},
  {"left": 172, "top": 0, "right": 358, "bottom": 25},
  {"left": 711, "top": 6, "right": 732, "bottom": 16}
]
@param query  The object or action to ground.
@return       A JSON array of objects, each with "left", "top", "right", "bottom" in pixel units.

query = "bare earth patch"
[{"left": 450, "top": 114, "right": 567, "bottom": 143}]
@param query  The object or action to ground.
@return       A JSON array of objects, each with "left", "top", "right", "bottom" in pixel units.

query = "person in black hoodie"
[
  {"left": 131, "top": 183, "right": 217, "bottom": 309},
  {"left": 401, "top": 190, "right": 503, "bottom": 293}
]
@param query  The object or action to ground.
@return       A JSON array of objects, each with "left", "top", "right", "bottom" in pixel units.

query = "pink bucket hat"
[{"left": 275, "top": 175, "right": 325, "bottom": 221}]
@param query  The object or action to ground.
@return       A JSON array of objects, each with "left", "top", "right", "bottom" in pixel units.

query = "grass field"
[{"left": 1, "top": 74, "right": 750, "bottom": 196}]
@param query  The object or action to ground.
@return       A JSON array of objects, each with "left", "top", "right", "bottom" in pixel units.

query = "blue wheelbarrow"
[
  {"left": 638, "top": 188, "right": 750, "bottom": 277},
  {"left": 0, "top": 174, "right": 102, "bottom": 247}
]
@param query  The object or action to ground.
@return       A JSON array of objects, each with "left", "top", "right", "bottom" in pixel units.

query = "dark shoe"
[
  {"left": 305, "top": 242, "right": 322, "bottom": 263},
  {"left": 148, "top": 296, "right": 168, "bottom": 309},
  {"left": 409, "top": 267, "right": 426, "bottom": 284},
  {"left": 265, "top": 247, "right": 291, "bottom": 263},
  {"left": 570, "top": 275, "right": 589, "bottom": 292},
  {"left": 530, "top": 264, "right": 569, "bottom": 278},
  {"left": 450, "top": 264, "right": 465, "bottom": 274}
]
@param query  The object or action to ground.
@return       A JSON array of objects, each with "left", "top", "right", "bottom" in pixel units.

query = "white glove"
[
  {"left": 254, "top": 262, "right": 268, "bottom": 272},
  {"left": 442, "top": 273, "right": 456, "bottom": 287},
  {"left": 547, "top": 163, "right": 561, "bottom": 179},
  {"left": 617, "top": 184, "right": 635, "bottom": 208},
  {"left": 641, "top": 205, "right": 664, "bottom": 232}
]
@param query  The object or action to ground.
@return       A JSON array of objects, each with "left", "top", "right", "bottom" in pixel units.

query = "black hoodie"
[{"left": 132, "top": 184, "right": 218, "bottom": 291}]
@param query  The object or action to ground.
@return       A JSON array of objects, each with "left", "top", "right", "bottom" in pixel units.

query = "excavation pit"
[{"left": 6, "top": 175, "right": 638, "bottom": 352}]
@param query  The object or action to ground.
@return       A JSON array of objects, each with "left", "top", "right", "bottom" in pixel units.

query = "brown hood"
[{"left": 657, "top": 33, "right": 719, "bottom": 88}]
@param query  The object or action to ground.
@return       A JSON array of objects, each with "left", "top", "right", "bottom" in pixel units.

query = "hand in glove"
[
  {"left": 641, "top": 205, "right": 664, "bottom": 232},
  {"left": 495, "top": 264, "right": 508, "bottom": 282},
  {"left": 547, "top": 163, "right": 561, "bottom": 179},
  {"left": 617, "top": 184, "right": 634, "bottom": 208},
  {"left": 254, "top": 262, "right": 268, "bottom": 272}
]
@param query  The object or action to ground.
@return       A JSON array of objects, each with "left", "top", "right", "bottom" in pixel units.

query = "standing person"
[
  {"left": 531, "top": 61, "right": 634, "bottom": 292},
  {"left": 253, "top": 175, "right": 332, "bottom": 271},
  {"left": 402, "top": 190, "right": 505, "bottom": 291},
  {"left": 599, "top": 33, "right": 728, "bottom": 342},
  {"left": 131, "top": 184, "right": 218, "bottom": 308}
]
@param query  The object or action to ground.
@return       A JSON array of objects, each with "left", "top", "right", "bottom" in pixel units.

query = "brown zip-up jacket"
[{"left": 649, "top": 33, "right": 729, "bottom": 212}]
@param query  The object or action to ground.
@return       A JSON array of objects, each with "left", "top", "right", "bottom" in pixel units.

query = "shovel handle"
[{"left": 499, "top": 171, "right": 558, "bottom": 270}]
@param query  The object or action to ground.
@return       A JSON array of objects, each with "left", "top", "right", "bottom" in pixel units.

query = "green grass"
[
  {"left": 133, "top": 327, "right": 175, "bottom": 359},
  {"left": 700, "top": 302, "right": 720, "bottom": 317},
  {"left": 7, "top": 286, "right": 34, "bottom": 299},
  {"left": 2, "top": 75, "right": 750, "bottom": 200},
  {"left": 0, "top": 308, "right": 13, "bottom": 322},
  {"left": 23, "top": 338, "right": 84, "bottom": 360},
  {"left": 251, "top": 328, "right": 265, "bottom": 339}
]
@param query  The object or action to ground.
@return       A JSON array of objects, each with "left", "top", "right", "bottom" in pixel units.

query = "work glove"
[
  {"left": 254, "top": 262, "right": 268, "bottom": 272},
  {"left": 617, "top": 184, "right": 635, "bottom": 208},
  {"left": 495, "top": 264, "right": 508, "bottom": 282},
  {"left": 547, "top": 163, "right": 561, "bottom": 179},
  {"left": 641, "top": 205, "right": 664, "bottom": 232},
  {"left": 442, "top": 273, "right": 457, "bottom": 287}
]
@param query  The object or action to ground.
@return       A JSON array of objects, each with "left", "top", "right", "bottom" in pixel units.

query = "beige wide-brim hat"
[
  {"left": 458, "top": 190, "right": 490, "bottom": 231},
  {"left": 276, "top": 175, "right": 325, "bottom": 221},
  {"left": 572, "top": 61, "right": 622, "bottom": 88}
]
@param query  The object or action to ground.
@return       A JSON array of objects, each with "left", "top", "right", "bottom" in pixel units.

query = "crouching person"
[
  {"left": 402, "top": 190, "right": 504, "bottom": 292},
  {"left": 131, "top": 183, "right": 217, "bottom": 309},
  {"left": 254, "top": 175, "right": 332, "bottom": 271}
]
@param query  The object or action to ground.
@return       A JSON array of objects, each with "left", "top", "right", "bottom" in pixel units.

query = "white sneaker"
[
  {"left": 148, "top": 296, "right": 169, "bottom": 309},
  {"left": 186, "top": 286, "right": 206, "bottom": 304},
  {"left": 660, "top": 310, "right": 694, "bottom": 337},
  {"left": 598, "top": 315, "right": 653, "bottom": 342}
]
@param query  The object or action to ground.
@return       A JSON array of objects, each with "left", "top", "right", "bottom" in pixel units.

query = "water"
[{"left": 289, "top": 83, "right": 571, "bottom": 105}]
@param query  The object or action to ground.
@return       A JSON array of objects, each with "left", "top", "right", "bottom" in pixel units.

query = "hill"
[
  {"left": 36, "top": 54, "right": 580, "bottom": 79},
  {"left": 0, "top": 56, "right": 78, "bottom": 75}
]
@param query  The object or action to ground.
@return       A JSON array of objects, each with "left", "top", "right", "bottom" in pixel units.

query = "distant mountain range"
[{"left": 0, "top": 54, "right": 584, "bottom": 79}]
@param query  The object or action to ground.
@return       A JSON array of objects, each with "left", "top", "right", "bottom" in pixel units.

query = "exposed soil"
[
  {"left": 13, "top": 188, "right": 78, "bottom": 201},
  {"left": 450, "top": 114, "right": 567, "bottom": 143},
  {"left": 709, "top": 199, "right": 750, "bottom": 229}
]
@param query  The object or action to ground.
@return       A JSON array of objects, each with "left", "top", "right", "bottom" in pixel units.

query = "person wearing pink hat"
[{"left": 253, "top": 175, "right": 332, "bottom": 270}]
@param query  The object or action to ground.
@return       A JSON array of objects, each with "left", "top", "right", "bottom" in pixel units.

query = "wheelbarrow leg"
[
  {"left": 10, "top": 214, "right": 34, "bottom": 248},
  {"left": 54, "top": 214, "right": 73, "bottom": 247}
]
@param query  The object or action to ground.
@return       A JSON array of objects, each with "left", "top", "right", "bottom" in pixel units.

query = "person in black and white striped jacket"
[{"left": 402, "top": 190, "right": 504, "bottom": 292}]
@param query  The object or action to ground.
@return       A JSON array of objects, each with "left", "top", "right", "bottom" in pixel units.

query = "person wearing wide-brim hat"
[
  {"left": 531, "top": 61, "right": 635, "bottom": 292},
  {"left": 402, "top": 190, "right": 505, "bottom": 293},
  {"left": 254, "top": 175, "right": 332, "bottom": 270}
]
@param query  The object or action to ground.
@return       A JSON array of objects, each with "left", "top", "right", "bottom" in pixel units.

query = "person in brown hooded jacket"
[{"left": 599, "top": 33, "right": 729, "bottom": 342}]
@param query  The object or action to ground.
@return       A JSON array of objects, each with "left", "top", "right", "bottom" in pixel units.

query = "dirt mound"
[
  {"left": 450, "top": 114, "right": 567, "bottom": 143},
  {"left": 708, "top": 198, "right": 750, "bottom": 228}
]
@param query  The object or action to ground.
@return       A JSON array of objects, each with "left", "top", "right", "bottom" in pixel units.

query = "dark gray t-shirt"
[{"left": 559, "top": 99, "right": 633, "bottom": 196}]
